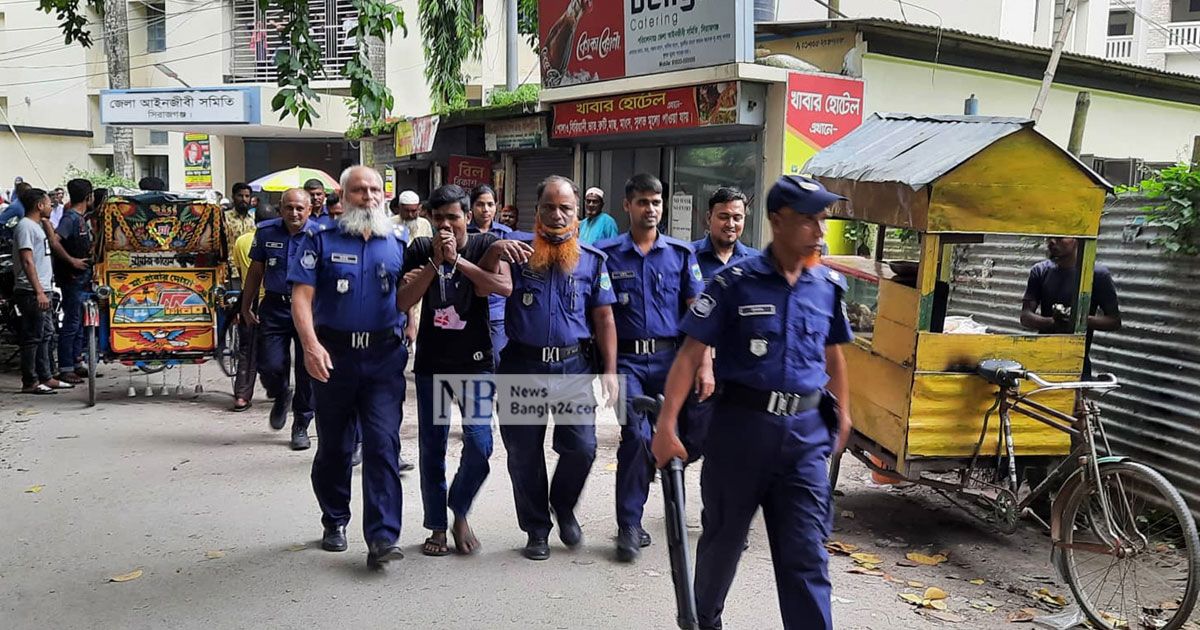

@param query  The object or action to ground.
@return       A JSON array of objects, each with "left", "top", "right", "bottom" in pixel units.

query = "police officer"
[
  {"left": 289, "top": 166, "right": 410, "bottom": 568},
  {"left": 596, "top": 173, "right": 704, "bottom": 563},
  {"left": 397, "top": 184, "right": 511, "bottom": 557},
  {"left": 467, "top": 184, "right": 512, "bottom": 368},
  {"left": 651, "top": 175, "right": 854, "bottom": 630},
  {"left": 304, "top": 178, "right": 328, "bottom": 218},
  {"left": 241, "top": 188, "right": 319, "bottom": 450},
  {"left": 485, "top": 175, "right": 619, "bottom": 561}
]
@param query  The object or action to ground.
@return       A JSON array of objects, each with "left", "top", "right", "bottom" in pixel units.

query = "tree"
[{"left": 101, "top": 0, "right": 134, "bottom": 180}]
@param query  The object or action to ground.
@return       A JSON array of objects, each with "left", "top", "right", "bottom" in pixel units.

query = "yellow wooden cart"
[{"left": 807, "top": 114, "right": 1111, "bottom": 508}]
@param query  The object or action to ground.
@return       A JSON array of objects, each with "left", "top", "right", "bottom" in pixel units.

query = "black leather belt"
[
  {"left": 617, "top": 337, "right": 679, "bottom": 356},
  {"left": 263, "top": 291, "right": 291, "bottom": 304},
  {"left": 508, "top": 342, "right": 582, "bottom": 363},
  {"left": 723, "top": 382, "right": 821, "bottom": 417},
  {"left": 317, "top": 326, "right": 399, "bottom": 350}
]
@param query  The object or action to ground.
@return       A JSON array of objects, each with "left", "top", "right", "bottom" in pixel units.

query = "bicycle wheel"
[
  {"left": 86, "top": 325, "right": 97, "bottom": 407},
  {"left": 216, "top": 315, "right": 239, "bottom": 378},
  {"left": 1057, "top": 461, "right": 1200, "bottom": 630}
]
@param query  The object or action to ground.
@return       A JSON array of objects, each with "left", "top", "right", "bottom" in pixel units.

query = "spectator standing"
[
  {"left": 49, "top": 188, "right": 65, "bottom": 229},
  {"left": 579, "top": 187, "right": 618, "bottom": 244},
  {"left": 12, "top": 188, "right": 73, "bottom": 394},
  {"left": 225, "top": 183, "right": 257, "bottom": 280},
  {"left": 52, "top": 179, "right": 95, "bottom": 383}
]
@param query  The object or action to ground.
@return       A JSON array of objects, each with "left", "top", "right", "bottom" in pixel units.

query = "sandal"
[
  {"left": 22, "top": 383, "right": 57, "bottom": 395},
  {"left": 41, "top": 379, "right": 75, "bottom": 390},
  {"left": 421, "top": 534, "right": 451, "bottom": 557}
]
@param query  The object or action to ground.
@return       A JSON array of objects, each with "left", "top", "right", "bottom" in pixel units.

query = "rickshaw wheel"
[
  {"left": 217, "top": 315, "right": 239, "bottom": 378},
  {"left": 86, "top": 326, "right": 97, "bottom": 407}
]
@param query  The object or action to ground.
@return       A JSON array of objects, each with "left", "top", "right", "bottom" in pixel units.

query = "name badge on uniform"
[
  {"left": 336, "top": 279, "right": 350, "bottom": 293},
  {"left": 522, "top": 268, "right": 545, "bottom": 282},
  {"left": 265, "top": 241, "right": 284, "bottom": 249},
  {"left": 522, "top": 292, "right": 534, "bottom": 306},
  {"left": 749, "top": 338, "right": 769, "bottom": 357},
  {"left": 331, "top": 253, "right": 358, "bottom": 264},
  {"left": 738, "top": 304, "right": 776, "bottom": 317},
  {"left": 610, "top": 271, "right": 636, "bottom": 280}
]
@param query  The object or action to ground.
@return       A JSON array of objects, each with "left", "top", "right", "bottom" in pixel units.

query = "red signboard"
[
  {"left": 552, "top": 82, "right": 739, "bottom": 139},
  {"left": 448, "top": 155, "right": 493, "bottom": 191},
  {"left": 784, "top": 73, "right": 865, "bottom": 173},
  {"left": 539, "top": 0, "right": 626, "bottom": 87}
]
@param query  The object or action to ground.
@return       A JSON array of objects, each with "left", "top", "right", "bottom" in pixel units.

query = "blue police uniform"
[
  {"left": 597, "top": 233, "right": 703, "bottom": 536},
  {"left": 691, "top": 236, "right": 760, "bottom": 284},
  {"left": 249, "top": 217, "right": 321, "bottom": 431},
  {"left": 678, "top": 175, "right": 851, "bottom": 630},
  {"left": 468, "top": 220, "right": 513, "bottom": 367},
  {"left": 314, "top": 213, "right": 338, "bottom": 232},
  {"left": 287, "top": 222, "right": 410, "bottom": 547},
  {"left": 498, "top": 232, "right": 616, "bottom": 541}
]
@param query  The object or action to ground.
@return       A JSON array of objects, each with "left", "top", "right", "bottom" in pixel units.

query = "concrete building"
[
  {"left": 1103, "top": 0, "right": 1200, "bottom": 76},
  {"left": 0, "top": 0, "right": 536, "bottom": 196}
]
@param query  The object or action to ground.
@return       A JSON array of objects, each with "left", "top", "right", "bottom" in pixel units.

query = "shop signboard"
[
  {"left": 785, "top": 73, "right": 865, "bottom": 175},
  {"left": 395, "top": 115, "right": 440, "bottom": 157},
  {"left": 448, "top": 156, "right": 493, "bottom": 191},
  {"left": 384, "top": 166, "right": 396, "bottom": 201},
  {"left": 551, "top": 82, "right": 750, "bottom": 139},
  {"left": 100, "top": 88, "right": 257, "bottom": 124},
  {"left": 182, "top": 133, "right": 212, "bottom": 190},
  {"left": 537, "top": 0, "right": 753, "bottom": 88},
  {"left": 485, "top": 117, "right": 548, "bottom": 151}
]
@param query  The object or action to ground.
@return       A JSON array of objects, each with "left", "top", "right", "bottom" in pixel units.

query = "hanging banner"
[
  {"left": 448, "top": 156, "right": 493, "bottom": 191},
  {"left": 785, "top": 73, "right": 866, "bottom": 175},
  {"left": 537, "top": 0, "right": 753, "bottom": 88},
  {"left": 485, "top": 117, "right": 548, "bottom": 151},
  {"left": 395, "top": 115, "right": 440, "bottom": 157},
  {"left": 182, "top": 133, "right": 212, "bottom": 190},
  {"left": 551, "top": 82, "right": 748, "bottom": 138},
  {"left": 384, "top": 166, "right": 396, "bottom": 201}
]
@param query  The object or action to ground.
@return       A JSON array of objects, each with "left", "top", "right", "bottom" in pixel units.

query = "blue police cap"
[{"left": 766, "top": 175, "right": 846, "bottom": 215}]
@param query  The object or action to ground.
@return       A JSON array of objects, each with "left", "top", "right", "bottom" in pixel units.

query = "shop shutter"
[{"left": 514, "top": 151, "right": 574, "bottom": 232}]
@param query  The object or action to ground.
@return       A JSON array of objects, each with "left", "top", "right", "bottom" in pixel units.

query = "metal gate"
[{"left": 514, "top": 151, "right": 574, "bottom": 232}]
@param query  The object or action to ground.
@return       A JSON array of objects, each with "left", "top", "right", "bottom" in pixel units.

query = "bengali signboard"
[
  {"left": 182, "top": 133, "right": 212, "bottom": 190},
  {"left": 537, "top": 0, "right": 753, "bottom": 88},
  {"left": 785, "top": 73, "right": 865, "bottom": 175},
  {"left": 100, "top": 89, "right": 256, "bottom": 124},
  {"left": 552, "top": 82, "right": 744, "bottom": 138},
  {"left": 395, "top": 115, "right": 440, "bottom": 158},
  {"left": 485, "top": 117, "right": 548, "bottom": 151},
  {"left": 448, "top": 156, "right": 493, "bottom": 191}
]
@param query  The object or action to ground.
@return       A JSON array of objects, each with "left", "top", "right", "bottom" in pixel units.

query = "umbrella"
[{"left": 248, "top": 166, "right": 339, "bottom": 193}]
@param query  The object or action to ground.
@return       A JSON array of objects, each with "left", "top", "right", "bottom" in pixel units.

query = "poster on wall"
[
  {"left": 537, "top": 0, "right": 753, "bottom": 88},
  {"left": 395, "top": 115, "right": 440, "bottom": 158},
  {"left": 448, "top": 156, "right": 493, "bottom": 191},
  {"left": 384, "top": 166, "right": 396, "bottom": 201},
  {"left": 552, "top": 82, "right": 745, "bottom": 138},
  {"left": 669, "top": 193, "right": 693, "bottom": 241},
  {"left": 784, "top": 73, "right": 865, "bottom": 175},
  {"left": 182, "top": 133, "right": 212, "bottom": 190}
]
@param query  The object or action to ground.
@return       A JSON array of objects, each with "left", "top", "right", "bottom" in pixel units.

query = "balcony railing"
[
  {"left": 228, "top": 0, "right": 359, "bottom": 84},
  {"left": 1167, "top": 21, "right": 1200, "bottom": 49},
  {"left": 1106, "top": 35, "right": 1134, "bottom": 60}
]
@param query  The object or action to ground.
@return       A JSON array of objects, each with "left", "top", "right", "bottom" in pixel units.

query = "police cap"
[{"left": 766, "top": 175, "right": 846, "bottom": 215}]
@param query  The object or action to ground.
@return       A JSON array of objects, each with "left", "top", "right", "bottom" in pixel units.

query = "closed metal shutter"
[{"left": 514, "top": 151, "right": 574, "bottom": 232}]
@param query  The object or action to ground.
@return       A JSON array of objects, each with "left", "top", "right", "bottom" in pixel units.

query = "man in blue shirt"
[
  {"left": 242, "top": 188, "right": 320, "bottom": 450},
  {"left": 467, "top": 184, "right": 513, "bottom": 368},
  {"left": 653, "top": 175, "right": 855, "bottom": 630},
  {"left": 288, "top": 166, "right": 409, "bottom": 568},
  {"left": 52, "top": 179, "right": 95, "bottom": 383},
  {"left": 597, "top": 173, "right": 705, "bottom": 563},
  {"left": 579, "top": 187, "right": 619, "bottom": 244},
  {"left": 484, "top": 175, "right": 619, "bottom": 561}
]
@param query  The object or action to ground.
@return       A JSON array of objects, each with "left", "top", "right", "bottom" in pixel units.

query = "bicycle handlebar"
[{"left": 1021, "top": 369, "right": 1119, "bottom": 392}]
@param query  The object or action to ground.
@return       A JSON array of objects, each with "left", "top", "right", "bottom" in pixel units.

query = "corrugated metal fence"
[{"left": 941, "top": 195, "right": 1200, "bottom": 512}]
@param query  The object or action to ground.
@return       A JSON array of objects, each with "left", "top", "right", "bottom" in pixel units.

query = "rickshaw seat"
[{"left": 977, "top": 359, "right": 1025, "bottom": 387}]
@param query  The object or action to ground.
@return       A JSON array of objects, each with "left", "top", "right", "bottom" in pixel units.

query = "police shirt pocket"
[
  {"left": 329, "top": 269, "right": 358, "bottom": 296},
  {"left": 738, "top": 315, "right": 782, "bottom": 360},
  {"left": 518, "top": 283, "right": 543, "bottom": 309}
]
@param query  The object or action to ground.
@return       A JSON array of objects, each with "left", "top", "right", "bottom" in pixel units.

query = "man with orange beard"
[{"left": 484, "top": 175, "right": 619, "bottom": 561}]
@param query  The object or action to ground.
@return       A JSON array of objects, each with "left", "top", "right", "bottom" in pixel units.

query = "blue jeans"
[
  {"left": 56, "top": 278, "right": 87, "bottom": 373},
  {"left": 415, "top": 372, "right": 494, "bottom": 531}
]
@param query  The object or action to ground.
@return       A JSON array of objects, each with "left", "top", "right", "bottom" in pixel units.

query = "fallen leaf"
[
  {"left": 24, "top": 485, "right": 44, "bottom": 494},
  {"left": 287, "top": 543, "right": 307, "bottom": 552},
  {"left": 924, "top": 610, "right": 966, "bottom": 623},
  {"left": 969, "top": 600, "right": 997, "bottom": 613},
  {"left": 900, "top": 593, "right": 925, "bottom": 605},
  {"left": 896, "top": 559, "right": 919, "bottom": 567},
  {"left": 969, "top": 579, "right": 986, "bottom": 585},
  {"left": 204, "top": 550, "right": 225, "bottom": 560},
  {"left": 604, "top": 463, "right": 617, "bottom": 471},
  {"left": 108, "top": 569, "right": 143, "bottom": 583},
  {"left": 907, "top": 580, "right": 926, "bottom": 588},
  {"left": 850, "top": 552, "right": 883, "bottom": 565},
  {"left": 831, "top": 595, "right": 855, "bottom": 604},
  {"left": 16, "top": 408, "right": 38, "bottom": 416},
  {"left": 1033, "top": 587, "right": 1067, "bottom": 607},
  {"left": 924, "top": 586, "right": 948, "bottom": 600},
  {"left": 847, "top": 567, "right": 885, "bottom": 577},
  {"left": 825, "top": 541, "right": 859, "bottom": 555},
  {"left": 928, "top": 599, "right": 949, "bottom": 611},
  {"left": 907, "top": 552, "right": 949, "bottom": 566},
  {"left": 1007, "top": 607, "right": 1040, "bottom": 622}
]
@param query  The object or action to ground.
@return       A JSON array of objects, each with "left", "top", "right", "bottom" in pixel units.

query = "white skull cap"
[{"left": 398, "top": 190, "right": 420, "bottom": 205}]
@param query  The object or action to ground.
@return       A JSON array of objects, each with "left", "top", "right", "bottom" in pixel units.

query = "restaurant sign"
[
  {"left": 785, "top": 73, "right": 865, "bottom": 175},
  {"left": 552, "top": 82, "right": 761, "bottom": 139},
  {"left": 100, "top": 88, "right": 257, "bottom": 124}
]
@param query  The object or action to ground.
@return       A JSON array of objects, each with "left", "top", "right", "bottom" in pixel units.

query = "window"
[
  {"left": 1108, "top": 10, "right": 1133, "bottom": 37},
  {"left": 147, "top": 2, "right": 166, "bottom": 53},
  {"left": 149, "top": 130, "right": 168, "bottom": 145},
  {"left": 104, "top": 126, "right": 115, "bottom": 145}
]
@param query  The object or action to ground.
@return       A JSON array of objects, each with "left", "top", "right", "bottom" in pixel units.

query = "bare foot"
[{"left": 452, "top": 516, "right": 480, "bottom": 555}]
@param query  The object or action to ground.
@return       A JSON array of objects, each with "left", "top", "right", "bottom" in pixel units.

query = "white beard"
[{"left": 338, "top": 204, "right": 393, "bottom": 238}]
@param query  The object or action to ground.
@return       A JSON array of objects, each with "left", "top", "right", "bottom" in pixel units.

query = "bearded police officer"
[
  {"left": 289, "top": 166, "right": 410, "bottom": 568},
  {"left": 652, "top": 175, "right": 854, "bottom": 629},
  {"left": 242, "top": 188, "right": 320, "bottom": 449},
  {"left": 485, "top": 175, "right": 619, "bottom": 561},
  {"left": 597, "top": 173, "right": 704, "bottom": 563}
]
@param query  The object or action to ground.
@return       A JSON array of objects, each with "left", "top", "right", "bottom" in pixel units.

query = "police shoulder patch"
[
  {"left": 691, "top": 292, "right": 717, "bottom": 318},
  {"left": 823, "top": 266, "right": 849, "bottom": 291},
  {"left": 690, "top": 263, "right": 703, "bottom": 282},
  {"left": 598, "top": 271, "right": 612, "bottom": 291},
  {"left": 299, "top": 250, "right": 318, "bottom": 270}
]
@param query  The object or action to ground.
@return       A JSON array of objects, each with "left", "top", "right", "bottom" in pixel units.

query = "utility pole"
[
  {"left": 505, "top": 0, "right": 518, "bottom": 90},
  {"left": 103, "top": 0, "right": 135, "bottom": 181},
  {"left": 828, "top": 0, "right": 841, "bottom": 18},
  {"left": 1030, "top": 0, "right": 1078, "bottom": 123},
  {"left": 1066, "top": 91, "right": 1090, "bottom": 157}
]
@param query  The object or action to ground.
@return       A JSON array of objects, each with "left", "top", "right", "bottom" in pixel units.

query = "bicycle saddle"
[{"left": 977, "top": 359, "right": 1025, "bottom": 387}]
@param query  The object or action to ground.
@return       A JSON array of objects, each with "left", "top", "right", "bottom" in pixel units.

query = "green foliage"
[
  {"left": 1135, "top": 163, "right": 1200, "bottom": 256},
  {"left": 419, "top": 0, "right": 485, "bottom": 110},
  {"left": 518, "top": 0, "right": 540, "bottom": 47},
  {"left": 62, "top": 165, "right": 137, "bottom": 190},
  {"left": 487, "top": 84, "right": 541, "bottom": 107},
  {"left": 36, "top": 0, "right": 104, "bottom": 47}
]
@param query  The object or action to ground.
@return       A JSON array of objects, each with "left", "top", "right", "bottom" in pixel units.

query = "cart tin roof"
[{"left": 804, "top": 114, "right": 1112, "bottom": 236}]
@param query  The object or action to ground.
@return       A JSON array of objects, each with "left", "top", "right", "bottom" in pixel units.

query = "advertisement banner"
[
  {"left": 552, "top": 82, "right": 740, "bottom": 139},
  {"left": 182, "top": 133, "right": 212, "bottom": 190},
  {"left": 384, "top": 166, "right": 396, "bottom": 201},
  {"left": 106, "top": 270, "right": 217, "bottom": 353},
  {"left": 537, "top": 0, "right": 752, "bottom": 88},
  {"left": 395, "top": 115, "right": 440, "bottom": 157},
  {"left": 485, "top": 117, "right": 548, "bottom": 151},
  {"left": 448, "top": 156, "right": 494, "bottom": 191},
  {"left": 784, "top": 73, "right": 865, "bottom": 175}
]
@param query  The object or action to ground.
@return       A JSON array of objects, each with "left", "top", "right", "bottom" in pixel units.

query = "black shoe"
[
  {"left": 351, "top": 444, "right": 362, "bottom": 467},
  {"left": 557, "top": 510, "right": 582, "bottom": 548},
  {"left": 616, "top": 526, "right": 641, "bottom": 563},
  {"left": 366, "top": 540, "right": 404, "bottom": 568},
  {"left": 638, "top": 527, "right": 652, "bottom": 548},
  {"left": 523, "top": 535, "right": 550, "bottom": 561},
  {"left": 397, "top": 455, "right": 414, "bottom": 472},
  {"left": 321, "top": 525, "right": 347, "bottom": 552},
  {"left": 290, "top": 426, "right": 311, "bottom": 451},
  {"left": 269, "top": 388, "right": 292, "bottom": 431}
]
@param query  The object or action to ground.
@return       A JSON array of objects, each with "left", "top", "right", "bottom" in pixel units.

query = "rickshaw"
[
  {"left": 82, "top": 189, "right": 240, "bottom": 405},
  {"left": 809, "top": 114, "right": 1199, "bottom": 629}
]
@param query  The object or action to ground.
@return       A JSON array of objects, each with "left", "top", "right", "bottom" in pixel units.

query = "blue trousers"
[
  {"left": 615, "top": 349, "right": 673, "bottom": 530},
  {"left": 489, "top": 319, "right": 507, "bottom": 370},
  {"left": 497, "top": 350, "right": 596, "bottom": 539},
  {"left": 56, "top": 277, "right": 87, "bottom": 373},
  {"left": 257, "top": 295, "right": 315, "bottom": 429},
  {"left": 310, "top": 334, "right": 407, "bottom": 544},
  {"left": 415, "top": 372, "right": 494, "bottom": 531},
  {"left": 695, "top": 403, "right": 834, "bottom": 630}
]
